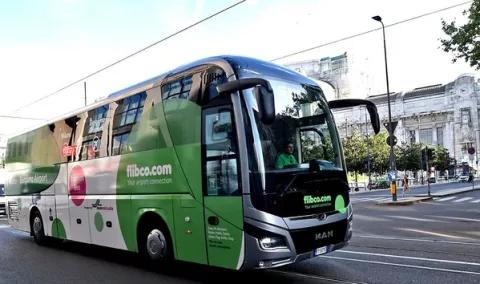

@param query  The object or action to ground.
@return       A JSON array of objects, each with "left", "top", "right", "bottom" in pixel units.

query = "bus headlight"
[{"left": 259, "top": 236, "right": 287, "bottom": 250}]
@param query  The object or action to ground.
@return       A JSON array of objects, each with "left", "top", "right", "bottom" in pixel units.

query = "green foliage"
[
  {"left": 431, "top": 145, "right": 455, "bottom": 171},
  {"left": 396, "top": 142, "right": 422, "bottom": 171},
  {"left": 301, "top": 135, "right": 335, "bottom": 162},
  {"left": 342, "top": 128, "right": 367, "bottom": 174},
  {"left": 440, "top": 0, "right": 480, "bottom": 70},
  {"left": 368, "top": 130, "right": 390, "bottom": 173}
]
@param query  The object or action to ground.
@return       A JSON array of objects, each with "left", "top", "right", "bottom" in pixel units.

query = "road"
[{"left": 1, "top": 188, "right": 479, "bottom": 283}]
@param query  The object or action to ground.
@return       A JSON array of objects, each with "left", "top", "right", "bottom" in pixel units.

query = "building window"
[
  {"left": 409, "top": 130, "right": 416, "bottom": 143},
  {"left": 419, "top": 129, "right": 433, "bottom": 145},
  {"left": 437, "top": 127, "right": 444, "bottom": 146}
]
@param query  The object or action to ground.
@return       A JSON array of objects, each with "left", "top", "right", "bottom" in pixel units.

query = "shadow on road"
[{"left": 18, "top": 236, "right": 298, "bottom": 283}]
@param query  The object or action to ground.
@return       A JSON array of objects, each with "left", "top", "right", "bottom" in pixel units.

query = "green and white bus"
[{"left": 4, "top": 55, "right": 380, "bottom": 270}]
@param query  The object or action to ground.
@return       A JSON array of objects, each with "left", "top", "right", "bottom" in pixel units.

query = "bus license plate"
[{"left": 314, "top": 246, "right": 327, "bottom": 256}]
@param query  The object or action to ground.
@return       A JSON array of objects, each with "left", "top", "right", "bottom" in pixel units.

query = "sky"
[{"left": 0, "top": 0, "right": 479, "bottom": 136}]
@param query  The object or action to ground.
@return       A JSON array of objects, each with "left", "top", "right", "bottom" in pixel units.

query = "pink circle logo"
[{"left": 70, "top": 165, "right": 86, "bottom": 206}]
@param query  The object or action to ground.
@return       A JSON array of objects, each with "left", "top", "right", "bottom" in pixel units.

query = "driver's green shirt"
[{"left": 276, "top": 153, "right": 298, "bottom": 169}]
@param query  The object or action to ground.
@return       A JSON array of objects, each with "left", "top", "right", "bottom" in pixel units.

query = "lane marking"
[
  {"left": 454, "top": 197, "right": 473, "bottom": 202},
  {"left": 471, "top": 199, "right": 480, "bottom": 203},
  {"left": 398, "top": 228, "right": 476, "bottom": 240},
  {"left": 320, "top": 256, "right": 480, "bottom": 276},
  {"left": 353, "top": 234, "right": 480, "bottom": 246},
  {"left": 385, "top": 215, "right": 447, "bottom": 223},
  {"left": 436, "top": 196, "right": 456, "bottom": 201},
  {"left": 426, "top": 216, "right": 480, "bottom": 223},
  {"left": 337, "top": 250, "right": 480, "bottom": 266},
  {"left": 270, "top": 270, "right": 364, "bottom": 283}
]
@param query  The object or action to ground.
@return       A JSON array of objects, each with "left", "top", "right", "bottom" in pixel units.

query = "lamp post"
[{"left": 372, "top": 15, "right": 397, "bottom": 201}]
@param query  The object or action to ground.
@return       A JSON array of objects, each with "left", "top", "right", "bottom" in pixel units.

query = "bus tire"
[
  {"left": 31, "top": 210, "right": 48, "bottom": 246},
  {"left": 138, "top": 216, "right": 173, "bottom": 266}
]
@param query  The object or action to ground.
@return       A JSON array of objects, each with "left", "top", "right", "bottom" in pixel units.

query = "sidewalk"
[
  {"left": 376, "top": 185, "right": 480, "bottom": 206},
  {"left": 349, "top": 179, "right": 459, "bottom": 195}
]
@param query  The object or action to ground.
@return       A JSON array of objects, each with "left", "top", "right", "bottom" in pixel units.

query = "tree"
[
  {"left": 301, "top": 135, "right": 335, "bottom": 162},
  {"left": 342, "top": 128, "right": 367, "bottom": 183},
  {"left": 396, "top": 142, "right": 422, "bottom": 171},
  {"left": 440, "top": 0, "right": 480, "bottom": 70},
  {"left": 431, "top": 145, "right": 455, "bottom": 172},
  {"left": 367, "top": 130, "right": 390, "bottom": 174}
]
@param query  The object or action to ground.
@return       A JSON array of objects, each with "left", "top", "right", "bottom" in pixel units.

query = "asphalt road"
[{"left": 1, "top": 187, "right": 479, "bottom": 284}]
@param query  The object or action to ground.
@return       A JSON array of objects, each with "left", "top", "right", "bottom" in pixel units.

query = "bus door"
[{"left": 201, "top": 100, "right": 244, "bottom": 270}]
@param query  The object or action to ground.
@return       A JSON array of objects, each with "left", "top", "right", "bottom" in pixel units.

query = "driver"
[{"left": 276, "top": 141, "right": 298, "bottom": 169}]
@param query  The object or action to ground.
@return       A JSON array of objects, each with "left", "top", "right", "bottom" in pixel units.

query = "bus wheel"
[
  {"left": 31, "top": 210, "right": 48, "bottom": 246},
  {"left": 138, "top": 222, "right": 173, "bottom": 267},
  {"left": 146, "top": 229, "right": 170, "bottom": 261}
]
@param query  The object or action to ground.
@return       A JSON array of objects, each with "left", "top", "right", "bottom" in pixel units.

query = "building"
[
  {"left": 284, "top": 52, "right": 376, "bottom": 100},
  {"left": 331, "top": 74, "right": 480, "bottom": 171}
]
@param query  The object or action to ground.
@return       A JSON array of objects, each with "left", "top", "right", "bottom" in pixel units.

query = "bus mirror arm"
[
  {"left": 328, "top": 99, "right": 380, "bottom": 134},
  {"left": 217, "top": 78, "right": 276, "bottom": 125}
]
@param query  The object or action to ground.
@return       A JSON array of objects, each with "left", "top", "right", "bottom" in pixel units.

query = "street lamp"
[{"left": 372, "top": 15, "right": 397, "bottom": 201}]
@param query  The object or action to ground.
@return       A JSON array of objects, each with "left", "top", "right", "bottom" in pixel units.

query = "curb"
[
  {"left": 413, "top": 187, "right": 480, "bottom": 198},
  {"left": 376, "top": 196, "right": 433, "bottom": 206}
]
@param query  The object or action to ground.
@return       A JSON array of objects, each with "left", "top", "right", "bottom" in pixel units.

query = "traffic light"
[
  {"left": 427, "top": 148, "right": 435, "bottom": 160},
  {"left": 420, "top": 148, "right": 426, "bottom": 166}
]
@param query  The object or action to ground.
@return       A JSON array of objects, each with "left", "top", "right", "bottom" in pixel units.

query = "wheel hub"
[
  {"left": 33, "top": 216, "right": 42, "bottom": 236},
  {"left": 146, "top": 229, "right": 167, "bottom": 260}
]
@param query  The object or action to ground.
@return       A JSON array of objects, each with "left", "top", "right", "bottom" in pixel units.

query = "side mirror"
[
  {"left": 216, "top": 78, "right": 276, "bottom": 125},
  {"left": 328, "top": 99, "right": 380, "bottom": 134}
]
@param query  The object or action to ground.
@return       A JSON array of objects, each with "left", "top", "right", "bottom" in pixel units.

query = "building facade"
[
  {"left": 284, "top": 52, "right": 376, "bottom": 100},
  {"left": 284, "top": 58, "right": 480, "bottom": 171},
  {"left": 333, "top": 74, "right": 480, "bottom": 171}
]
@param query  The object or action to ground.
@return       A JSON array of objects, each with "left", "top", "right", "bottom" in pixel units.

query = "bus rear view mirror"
[
  {"left": 217, "top": 78, "right": 276, "bottom": 125},
  {"left": 328, "top": 99, "right": 380, "bottom": 134}
]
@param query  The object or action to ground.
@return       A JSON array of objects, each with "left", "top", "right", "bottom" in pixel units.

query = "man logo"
[{"left": 315, "top": 230, "right": 334, "bottom": 240}]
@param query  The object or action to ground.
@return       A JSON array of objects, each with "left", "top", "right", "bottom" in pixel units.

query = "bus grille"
[{"left": 289, "top": 219, "right": 348, "bottom": 254}]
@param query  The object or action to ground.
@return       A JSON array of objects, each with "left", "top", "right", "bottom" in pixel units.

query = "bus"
[{"left": 4, "top": 55, "right": 380, "bottom": 270}]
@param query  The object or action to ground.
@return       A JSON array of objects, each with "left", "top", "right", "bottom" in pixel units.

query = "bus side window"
[{"left": 202, "top": 105, "right": 240, "bottom": 196}]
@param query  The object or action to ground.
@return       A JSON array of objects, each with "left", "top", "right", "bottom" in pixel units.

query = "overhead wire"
[
  {"left": 0, "top": 115, "right": 46, "bottom": 121},
  {"left": 270, "top": 0, "right": 473, "bottom": 62},
  {"left": 7, "top": 0, "right": 247, "bottom": 115}
]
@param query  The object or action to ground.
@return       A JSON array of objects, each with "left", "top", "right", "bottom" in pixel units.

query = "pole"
[
  {"left": 84, "top": 81, "right": 87, "bottom": 106},
  {"left": 426, "top": 146, "right": 431, "bottom": 196},
  {"left": 365, "top": 107, "right": 371, "bottom": 190},
  {"left": 375, "top": 17, "right": 397, "bottom": 201}
]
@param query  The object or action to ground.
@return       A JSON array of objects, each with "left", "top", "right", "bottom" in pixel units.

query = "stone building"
[
  {"left": 284, "top": 57, "right": 480, "bottom": 172},
  {"left": 284, "top": 52, "right": 375, "bottom": 100},
  {"left": 331, "top": 74, "right": 480, "bottom": 172}
]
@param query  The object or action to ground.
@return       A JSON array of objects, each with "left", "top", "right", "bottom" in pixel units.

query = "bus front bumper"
[{"left": 240, "top": 211, "right": 353, "bottom": 271}]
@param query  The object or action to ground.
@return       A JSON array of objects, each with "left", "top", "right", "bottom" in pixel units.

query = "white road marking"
[
  {"left": 427, "top": 216, "right": 480, "bottom": 222},
  {"left": 436, "top": 196, "right": 456, "bottom": 201},
  {"left": 471, "top": 199, "right": 480, "bottom": 203},
  {"left": 398, "top": 228, "right": 475, "bottom": 240},
  {"left": 320, "top": 256, "right": 480, "bottom": 276},
  {"left": 354, "top": 234, "right": 480, "bottom": 246},
  {"left": 454, "top": 197, "right": 474, "bottom": 202},
  {"left": 385, "top": 215, "right": 447, "bottom": 223},
  {"left": 337, "top": 250, "right": 480, "bottom": 266},
  {"left": 270, "top": 270, "right": 363, "bottom": 283}
]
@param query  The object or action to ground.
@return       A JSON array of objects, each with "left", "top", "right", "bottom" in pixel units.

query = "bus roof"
[{"left": 7, "top": 55, "right": 321, "bottom": 139}]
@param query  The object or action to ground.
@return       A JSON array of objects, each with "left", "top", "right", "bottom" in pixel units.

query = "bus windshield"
[{"left": 243, "top": 76, "right": 345, "bottom": 176}]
